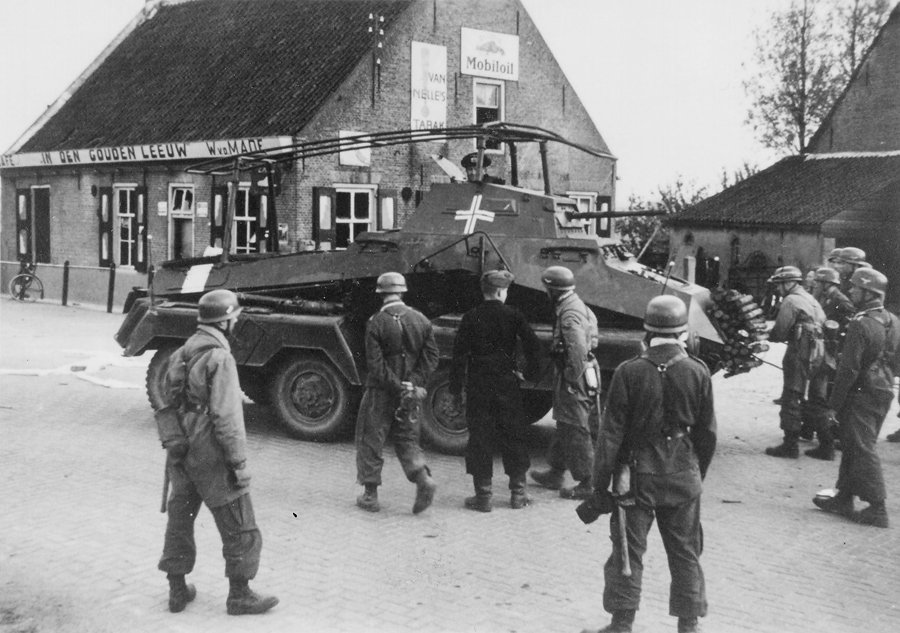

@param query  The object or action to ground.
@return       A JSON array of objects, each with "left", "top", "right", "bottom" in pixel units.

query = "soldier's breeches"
[
  {"left": 779, "top": 392, "right": 803, "bottom": 434},
  {"left": 159, "top": 481, "right": 204, "bottom": 576},
  {"left": 356, "top": 388, "right": 427, "bottom": 486},
  {"left": 547, "top": 422, "right": 593, "bottom": 482},
  {"left": 603, "top": 496, "right": 707, "bottom": 618},
  {"left": 836, "top": 392, "right": 892, "bottom": 503}
]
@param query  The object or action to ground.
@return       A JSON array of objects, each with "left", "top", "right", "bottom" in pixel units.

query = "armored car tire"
[
  {"left": 420, "top": 366, "right": 469, "bottom": 455},
  {"left": 146, "top": 343, "right": 181, "bottom": 410},
  {"left": 269, "top": 353, "right": 356, "bottom": 441}
]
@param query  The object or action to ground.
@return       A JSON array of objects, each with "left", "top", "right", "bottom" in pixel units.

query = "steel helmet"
[
  {"left": 849, "top": 267, "right": 888, "bottom": 298},
  {"left": 197, "top": 289, "right": 242, "bottom": 323},
  {"left": 644, "top": 295, "right": 689, "bottom": 334},
  {"left": 541, "top": 266, "right": 576, "bottom": 291},
  {"left": 826, "top": 248, "right": 843, "bottom": 263},
  {"left": 767, "top": 266, "right": 803, "bottom": 284},
  {"left": 837, "top": 247, "right": 867, "bottom": 266},
  {"left": 375, "top": 271, "right": 407, "bottom": 294},
  {"left": 813, "top": 267, "right": 841, "bottom": 285}
]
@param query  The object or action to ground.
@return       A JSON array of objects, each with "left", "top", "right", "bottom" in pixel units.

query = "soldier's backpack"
[{"left": 155, "top": 344, "right": 217, "bottom": 458}]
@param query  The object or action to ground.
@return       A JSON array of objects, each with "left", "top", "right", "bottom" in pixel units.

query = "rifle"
[{"left": 613, "top": 462, "right": 634, "bottom": 577}]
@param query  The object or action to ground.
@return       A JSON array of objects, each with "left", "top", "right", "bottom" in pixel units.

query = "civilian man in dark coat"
[
  {"left": 159, "top": 289, "right": 278, "bottom": 616},
  {"left": 814, "top": 268, "right": 900, "bottom": 528},
  {"left": 449, "top": 269, "right": 541, "bottom": 511},
  {"left": 582, "top": 295, "right": 716, "bottom": 633},
  {"left": 355, "top": 272, "right": 440, "bottom": 514}
]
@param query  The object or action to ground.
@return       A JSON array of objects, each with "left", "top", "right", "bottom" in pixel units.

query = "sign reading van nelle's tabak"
[
  {"left": 0, "top": 136, "right": 293, "bottom": 169},
  {"left": 460, "top": 28, "right": 519, "bottom": 81}
]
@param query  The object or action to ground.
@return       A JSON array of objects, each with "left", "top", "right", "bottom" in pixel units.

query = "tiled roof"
[
  {"left": 20, "top": 0, "right": 413, "bottom": 152},
  {"left": 667, "top": 153, "right": 900, "bottom": 228}
]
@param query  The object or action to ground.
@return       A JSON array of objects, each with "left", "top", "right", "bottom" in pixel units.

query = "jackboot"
[
  {"left": 356, "top": 484, "right": 380, "bottom": 512},
  {"left": 812, "top": 490, "right": 854, "bottom": 517},
  {"left": 167, "top": 574, "right": 196, "bottom": 613},
  {"left": 464, "top": 477, "right": 493, "bottom": 512},
  {"left": 580, "top": 609, "right": 635, "bottom": 633},
  {"left": 852, "top": 502, "right": 889, "bottom": 528},
  {"left": 805, "top": 425, "right": 835, "bottom": 460},
  {"left": 509, "top": 474, "right": 531, "bottom": 509},
  {"left": 530, "top": 467, "right": 565, "bottom": 490},
  {"left": 412, "top": 467, "right": 436, "bottom": 514},
  {"left": 765, "top": 433, "right": 799, "bottom": 458},
  {"left": 560, "top": 479, "right": 593, "bottom": 500},
  {"left": 226, "top": 579, "right": 278, "bottom": 616},
  {"left": 678, "top": 616, "right": 700, "bottom": 633}
]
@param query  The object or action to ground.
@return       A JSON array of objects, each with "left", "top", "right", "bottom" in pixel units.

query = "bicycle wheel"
[{"left": 8, "top": 273, "right": 43, "bottom": 302}]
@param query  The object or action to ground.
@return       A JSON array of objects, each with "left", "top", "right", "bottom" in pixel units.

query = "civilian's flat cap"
[{"left": 481, "top": 270, "right": 514, "bottom": 289}]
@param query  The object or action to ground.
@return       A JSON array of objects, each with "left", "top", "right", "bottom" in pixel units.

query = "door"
[{"left": 32, "top": 187, "right": 51, "bottom": 263}]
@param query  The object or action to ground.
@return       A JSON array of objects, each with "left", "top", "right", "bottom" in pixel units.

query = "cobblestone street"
[{"left": 2, "top": 298, "right": 899, "bottom": 633}]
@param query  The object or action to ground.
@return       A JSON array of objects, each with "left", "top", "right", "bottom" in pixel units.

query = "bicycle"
[{"left": 8, "top": 260, "right": 44, "bottom": 302}]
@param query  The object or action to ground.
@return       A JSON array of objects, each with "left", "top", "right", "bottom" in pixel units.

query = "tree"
[{"left": 743, "top": 0, "right": 890, "bottom": 154}]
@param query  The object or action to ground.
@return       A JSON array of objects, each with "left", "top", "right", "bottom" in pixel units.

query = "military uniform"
[
  {"left": 768, "top": 285, "right": 825, "bottom": 437},
  {"left": 449, "top": 277, "right": 541, "bottom": 494},
  {"left": 546, "top": 290, "right": 599, "bottom": 485},
  {"left": 830, "top": 302, "right": 900, "bottom": 504},
  {"left": 159, "top": 325, "right": 262, "bottom": 583},
  {"left": 594, "top": 341, "right": 717, "bottom": 622},
  {"left": 356, "top": 299, "right": 439, "bottom": 486}
]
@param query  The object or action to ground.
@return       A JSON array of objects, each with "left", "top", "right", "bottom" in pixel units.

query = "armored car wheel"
[
  {"left": 420, "top": 366, "right": 468, "bottom": 455},
  {"left": 269, "top": 354, "right": 355, "bottom": 441},
  {"left": 146, "top": 344, "right": 180, "bottom": 410}
]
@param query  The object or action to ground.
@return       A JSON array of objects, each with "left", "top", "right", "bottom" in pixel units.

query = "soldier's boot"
[
  {"left": 464, "top": 477, "right": 493, "bottom": 513},
  {"left": 798, "top": 421, "right": 814, "bottom": 441},
  {"left": 765, "top": 433, "right": 799, "bottom": 458},
  {"left": 580, "top": 609, "right": 636, "bottom": 633},
  {"left": 678, "top": 616, "right": 700, "bottom": 633},
  {"left": 356, "top": 484, "right": 380, "bottom": 513},
  {"left": 412, "top": 467, "right": 436, "bottom": 514},
  {"left": 530, "top": 467, "right": 565, "bottom": 490},
  {"left": 167, "top": 574, "right": 196, "bottom": 613},
  {"left": 804, "top": 427, "right": 835, "bottom": 461},
  {"left": 509, "top": 474, "right": 531, "bottom": 509},
  {"left": 853, "top": 502, "right": 889, "bottom": 528},
  {"left": 560, "top": 479, "right": 593, "bottom": 500},
  {"left": 226, "top": 579, "right": 279, "bottom": 616},
  {"left": 812, "top": 489, "right": 854, "bottom": 517}
]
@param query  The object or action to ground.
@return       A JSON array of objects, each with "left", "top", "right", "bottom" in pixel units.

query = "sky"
[{"left": 0, "top": 0, "right": 787, "bottom": 202}]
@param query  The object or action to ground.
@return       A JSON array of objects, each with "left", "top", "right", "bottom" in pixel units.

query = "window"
[
  {"left": 233, "top": 186, "right": 260, "bottom": 255},
  {"left": 335, "top": 186, "right": 375, "bottom": 248},
  {"left": 474, "top": 79, "right": 504, "bottom": 151},
  {"left": 115, "top": 186, "right": 137, "bottom": 267},
  {"left": 169, "top": 185, "right": 194, "bottom": 260}
]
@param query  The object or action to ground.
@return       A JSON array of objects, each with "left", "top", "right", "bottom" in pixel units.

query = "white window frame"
[
  {"left": 473, "top": 78, "right": 505, "bottom": 154},
  {"left": 232, "top": 184, "right": 256, "bottom": 255},
  {"left": 334, "top": 185, "right": 377, "bottom": 250},
  {"left": 567, "top": 192, "right": 597, "bottom": 236},
  {"left": 168, "top": 184, "right": 195, "bottom": 260},
  {"left": 114, "top": 184, "right": 138, "bottom": 268}
]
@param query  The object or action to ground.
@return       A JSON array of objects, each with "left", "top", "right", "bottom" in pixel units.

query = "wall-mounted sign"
[
  {"left": 0, "top": 136, "right": 293, "bottom": 169},
  {"left": 196, "top": 202, "right": 209, "bottom": 218},
  {"left": 460, "top": 28, "right": 519, "bottom": 81},
  {"left": 411, "top": 41, "right": 447, "bottom": 132},
  {"left": 157, "top": 201, "right": 168, "bottom": 216},
  {"left": 339, "top": 130, "right": 371, "bottom": 167}
]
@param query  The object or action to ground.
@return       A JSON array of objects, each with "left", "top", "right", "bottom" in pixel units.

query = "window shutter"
[
  {"left": 15, "top": 189, "right": 32, "bottom": 261},
  {"left": 210, "top": 185, "right": 228, "bottom": 249},
  {"left": 256, "top": 193, "right": 270, "bottom": 252},
  {"left": 377, "top": 189, "right": 397, "bottom": 230},
  {"left": 313, "top": 187, "right": 336, "bottom": 250},
  {"left": 133, "top": 187, "right": 149, "bottom": 272},
  {"left": 596, "top": 195, "right": 612, "bottom": 238},
  {"left": 98, "top": 187, "right": 113, "bottom": 267}
]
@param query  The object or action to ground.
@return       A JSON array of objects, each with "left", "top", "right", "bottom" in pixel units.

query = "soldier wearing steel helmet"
[
  {"left": 449, "top": 269, "right": 542, "bottom": 511},
  {"left": 158, "top": 289, "right": 278, "bottom": 616},
  {"left": 828, "top": 247, "right": 869, "bottom": 295},
  {"left": 355, "top": 272, "right": 440, "bottom": 514},
  {"left": 530, "top": 265, "right": 600, "bottom": 501},
  {"left": 814, "top": 268, "right": 900, "bottom": 528},
  {"left": 581, "top": 295, "right": 716, "bottom": 633},
  {"left": 764, "top": 266, "right": 826, "bottom": 459}
]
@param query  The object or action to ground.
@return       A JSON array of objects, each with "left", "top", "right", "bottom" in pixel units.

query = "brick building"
[
  {"left": 1, "top": 0, "right": 615, "bottom": 306},
  {"left": 667, "top": 3, "right": 900, "bottom": 306}
]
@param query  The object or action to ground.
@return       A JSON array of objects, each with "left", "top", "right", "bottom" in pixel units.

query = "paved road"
[{"left": 1, "top": 298, "right": 899, "bottom": 633}]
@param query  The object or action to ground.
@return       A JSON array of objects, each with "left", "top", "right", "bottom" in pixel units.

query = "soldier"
[
  {"left": 530, "top": 266, "right": 600, "bottom": 500},
  {"left": 828, "top": 247, "right": 869, "bottom": 295},
  {"left": 449, "top": 269, "right": 542, "bottom": 512},
  {"left": 764, "top": 266, "right": 825, "bottom": 458},
  {"left": 158, "top": 289, "right": 278, "bottom": 616},
  {"left": 355, "top": 272, "right": 440, "bottom": 514},
  {"left": 813, "top": 268, "right": 899, "bottom": 528},
  {"left": 802, "top": 266, "right": 856, "bottom": 460},
  {"left": 461, "top": 152, "right": 502, "bottom": 184},
  {"left": 581, "top": 295, "right": 716, "bottom": 633}
]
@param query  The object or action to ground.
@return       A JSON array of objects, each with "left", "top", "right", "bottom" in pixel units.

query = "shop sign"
[
  {"left": 460, "top": 28, "right": 519, "bottom": 81},
  {"left": 411, "top": 41, "right": 447, "bottom": 132}
]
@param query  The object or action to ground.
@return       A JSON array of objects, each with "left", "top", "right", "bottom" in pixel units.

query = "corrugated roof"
[
  {"left": 20, "top": 0, "right": 413, "bottom": 152},
  {"left": 667, "top": 153, "right": 900, "bottom": 228}
]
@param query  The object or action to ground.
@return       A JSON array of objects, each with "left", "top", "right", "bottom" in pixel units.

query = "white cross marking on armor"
[{"left": 454, "top": 194, "right": 495, "bottom": 234}]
